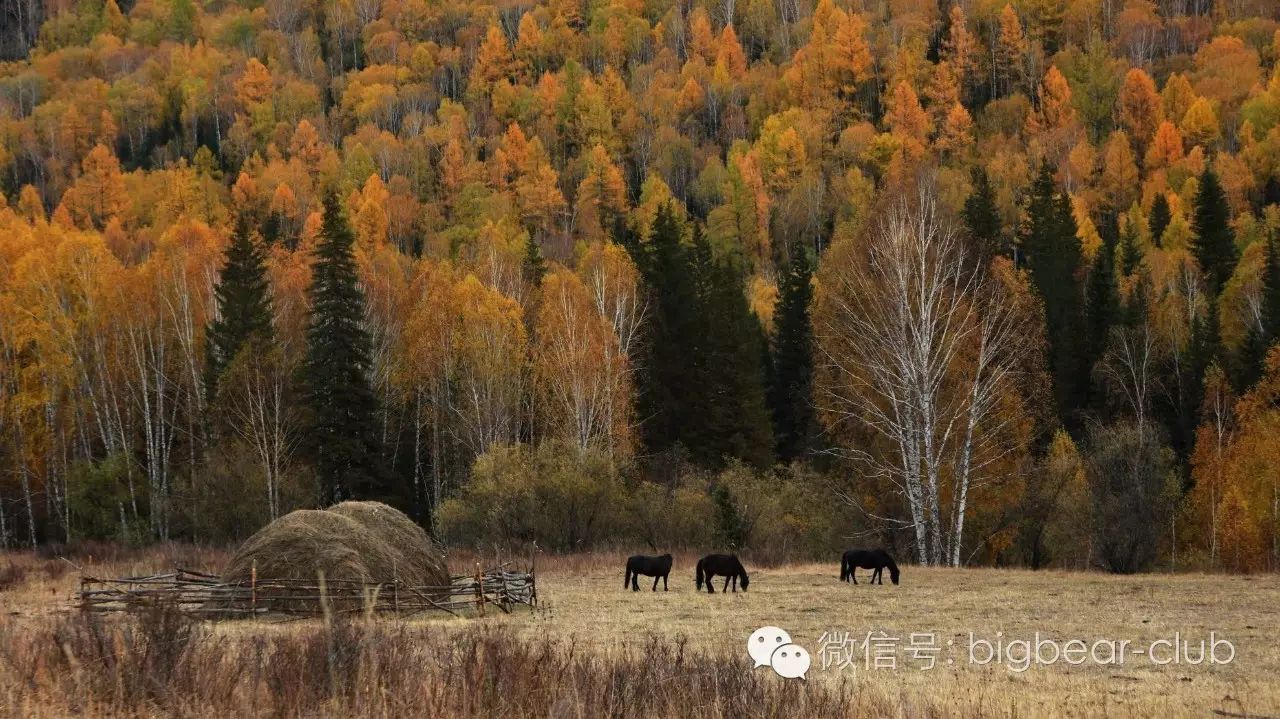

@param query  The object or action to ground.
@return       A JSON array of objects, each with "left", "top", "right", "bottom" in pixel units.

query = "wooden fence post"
[
  {"left": 530, "top": 550, "right": 538, "bottom": 607},
  {"left": 250, "top": 561, "right": 257, "bottom": 615},
  {"left": 475, "top": 562, "right": 484, "bottom": 616}
]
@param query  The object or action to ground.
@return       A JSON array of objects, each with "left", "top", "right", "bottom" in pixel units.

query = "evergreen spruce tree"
[
  {"left": 206, "top": 217, "right": 272, "bottom": 393},
  {"left": 712, "top": 483, "right": 746, "bottom": 550},
  {"left": 1148, "top": 193, "right": 1171, "bottom": 248},
  {"left": 1119, "top": 219, "right": 1142, "bottom": 276},
  {"left": 963, "top": 167, "right": 1004, "bottom": 261},
  {"left": 1265, "top": 176, "right": 1280, "bottom": 209},
  {"left": 1191, "top": 167, "right": 1237, "bottom": 294},
  {"left": 1175, "top": 298, "right": 1222, "bottom": 460},
  {"left": 1236, "top": 236, "right": 1280, "bottom": 390},
  {"left": 1022, "top": 164, "right": 1087, "bottom": 426},
  {"left": 688, "top": 226, "right": 774, "bottom": 468},
  {"left": 521, "top": 232, "right": 547, "bottom": 287},
  {"left": 633, "top": 204, "right": 773, "bottom": 468},
  {"left": 1264, "top": 235, "right": 1280, "bottom": 342},
  {"left": 633, "top": 204, "right": 701, "bottom": 457},
  {"left": 768, "top": 250, "right": 816, "bottom": 463},
  {"left": 1237, "top": 319, "right": 1268, "bottom": 392},
  {"left": 1124, "top": 272, "right": 1151, "bottom": 327},
  {"left": 1085, "top": 221, "right": 1120, "bottom": 373},
  {"left": 1190, "top": 300, "right": 1222, "bottom": 393},
  {"left": 301, "top": 194, "right": 389, "bottom": 505}
]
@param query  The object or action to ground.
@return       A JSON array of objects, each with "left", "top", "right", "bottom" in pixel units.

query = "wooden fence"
[{"left": 77, "top": 563, "right": 537, "bottom": 619}]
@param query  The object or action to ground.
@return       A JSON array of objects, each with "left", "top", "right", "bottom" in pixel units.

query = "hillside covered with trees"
[{"left": 1, "top": 0, "right": 1279, "bottom": 572}]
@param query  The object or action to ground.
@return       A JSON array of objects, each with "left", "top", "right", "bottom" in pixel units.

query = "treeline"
[{"left": 1, "top": 0, "right": 1280, "bottom": 571}]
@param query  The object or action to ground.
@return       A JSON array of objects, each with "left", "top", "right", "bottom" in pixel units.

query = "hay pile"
[{"left": 219, "top": 501, "right": 450, "bottom": 610}]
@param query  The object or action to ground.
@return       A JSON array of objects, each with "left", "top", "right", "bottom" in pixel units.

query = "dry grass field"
[
  {"left": 501, "top": 552, "right": 1280, "bottom": 717},
  {"left": 1, "top": 547, "right": 1278, "bottom": 718}
]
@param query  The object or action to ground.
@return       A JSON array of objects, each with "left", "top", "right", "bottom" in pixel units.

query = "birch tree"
[
  {"left": 216, "top": 340, "right": 299, "bottom": 520},
  {"left": 534, "top": 266, "right": 631, "bottom": 453},
  {"left": 815, "top": 176, "right": 1033, "bottom": 566}
]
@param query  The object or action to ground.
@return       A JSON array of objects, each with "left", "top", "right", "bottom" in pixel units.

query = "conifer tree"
[
  {"left": 1237, "top": 320, "right": 1268, "bottom": 393},
  {"left": 1192, "top": 167, "right": 1237, "bottom": 294},
  {"left": 1176, "top": 298, "right": 1222, "bottom": 461},
  {"left": 1236, "top": 236, "right": 1280, "bottom": 390},
  {"left": 712, "top": 483, "right": 746, "bottom": 550},
  {"left": 688, "top": 226, "right": 774, "bottom": 468},
  {"left": 1022, "top": 164, "right": 1086, "bottom": 425},
  {"left": 962, "top": 167, "right": 1003, "bottom": 261},
  {"left": 1119, "top": 220, "right": 1142, "bottom": 276},
  {"left": 301, "top": 194, "right": 389, "bottom": 504},
  {"left": 768, "top": 250, "right": 816, "bottom": 463},
  {"left": 1190, "top": 301, "right": 1222, "bottom": 391},
  {"left": 633, "top": 205, "right": 773, "bottom": 468},
  {"left": 206, "top": 217, "right": 272, "bottom": 393},
  {"left": 1124, "top": 272, "right": 1151, "bottom": 327},
  {"left": 522, "top": 233, "right": 547, "bottom": 287},
  {"left": 1086, "top": 218, "right": 1120, "bottom": 375},
  {"left": 633, "top": 204, "right": 701, "bottom": 457},
  {"left": 1148, "top": 193, "right": 1171, "bottom": 248},
  {"left": 1264, "top": 236, "right": 1280, "bottom": 342}
]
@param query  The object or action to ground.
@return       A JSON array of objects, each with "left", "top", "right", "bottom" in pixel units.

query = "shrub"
[
  {"left": 437, "top": 441, "right": 626, "bottom": 551},
  {"left": 1085, "top": 422, "right": 1179, "bottom": 573},
  {"left": 438, "top": 443, "right": 851, "bottom": 558},
  {"left": 66, "top": 453, "right": 147, "bottom": 543},
  {"left": 183, "top": 440, "right": 317, "bottom": 543},
  {"left": 715, "top": 462, "right": 848, "bottom": 563},
  {"left": 623, "top": 480, "right": 716, "bottom": 551}
]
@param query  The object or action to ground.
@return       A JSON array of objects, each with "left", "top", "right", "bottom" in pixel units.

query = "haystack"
[
  {"left": 327, "top": 500, "right": 450, "bottom": 585},
  {"left": 218, "top": 501, "right": 450, "bottom": 611}
]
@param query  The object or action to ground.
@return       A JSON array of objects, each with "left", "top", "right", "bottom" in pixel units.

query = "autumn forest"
[{"left": 1, "top": 0, "right": 1280, "bottom": 573}]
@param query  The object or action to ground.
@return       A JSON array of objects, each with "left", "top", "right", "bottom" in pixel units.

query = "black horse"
[
  {"left": 840, "top": 549, "right": 900, "bottom": 585},
  {"left": 625, "top": 554, "right": 673, "bottom": 591},
  {"left": 695, "top": 554, "right": 750, "bottom": 593}
]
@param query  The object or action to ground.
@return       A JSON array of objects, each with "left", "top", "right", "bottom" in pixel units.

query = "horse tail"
[
  {"left": 624, "top": 566, "right": 631, "bottom": 589},
  {"left": 840, "top": 553, "right": 848, "bottom": 581},
  {"left": 695, "top": 559, "right": 704, "bottom": 590}
]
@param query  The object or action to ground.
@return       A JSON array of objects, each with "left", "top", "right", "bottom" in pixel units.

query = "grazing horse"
[
  {"left": 840, "top": 549, "right": 900, "bottom": 585},
  {"left": 625, "top": 554, "right": 673, "bottom": 591},
  {"left": 695, "top": 554, "right": 750, "bottom": 593}
]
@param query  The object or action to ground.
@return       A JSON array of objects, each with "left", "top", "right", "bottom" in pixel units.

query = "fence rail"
[{"left": 76, "top": 563, "right": 537, "bottom": 619}]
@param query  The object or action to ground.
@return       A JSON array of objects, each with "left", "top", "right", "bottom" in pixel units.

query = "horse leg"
[
  {"left": 876, "top": 567, "right": 883, "bottom": 585},
  {"left": 663, "top": 574, "right": 668, "bottom": 591},
  {"left": 632, "top": 570, "right": 640, "bottom": 591},
  {"left": 652, "top": 575, "right": 659, "bottom": 591},
  {"left": 723, "top": 576, "right": 731, "bottom": 593},
  {"left": 851, "top": 567, "right": 857, "bottom": 585}
]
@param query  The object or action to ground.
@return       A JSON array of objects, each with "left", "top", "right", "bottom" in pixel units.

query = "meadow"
[{"left": 1, "top": 547, "right": 1278, "bottom": 718}]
